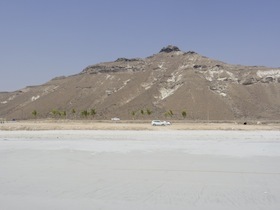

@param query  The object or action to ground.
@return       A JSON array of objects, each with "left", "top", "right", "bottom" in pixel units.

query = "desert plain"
[
  {"left": 0, "top": 121, "right": 280, "bottom": 210},
  {"left": 1, "top": 119, "right": 280, "bottom": 130}
]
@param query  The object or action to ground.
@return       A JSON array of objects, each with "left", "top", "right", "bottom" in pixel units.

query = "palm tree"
[
  {"left": 90, "top": 109, "right": 96, "bottom": 118},
  {"left": 81, "top": 110, "right": 89, "bottom": 118},
  {"left": 182, "top": 110, "right": 187, "bottom": 118},
  {"left": 57, "top": 111, "right": 62, "bottom": 117},
  {"left": 51, "top": 109, "right": 58, "bottom": 118},
  {"left": 131, "top": 111, "right": 136, "bottom": 120},
  {"left": 61, "top": 111, "right": 67, "bottom": 118},
  {"left": 32, "top": 110, "right": 37, "bottom": 118},
  {"left": 146, "top": 108, "right": 152, "bottom": 115},
  {"left": 169, "top": 110, "right": 174, "bottom": 116},
  {"left": 164, "top": 110, "right": 174, "bottom": 118},
  {"left": 71, "top": 108, "right": 76, "bottom": 119}
]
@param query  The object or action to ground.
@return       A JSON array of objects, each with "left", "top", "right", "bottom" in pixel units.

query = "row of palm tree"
[
  {"left": 50, "top": 109, "right": 67, "bottom": 118},
  {"left": 131, "top": 109, "right": 188, "bottom": 119},
  {"left": 31, "top": 108, "right": 188, "bottom": 119},
  {"left": 31, "top": 108, "right": 97, "bottom": 119},
  {"left": 80, "top": 108, "right": 96, "bottom": 118},
  {"left": 131, "top": 108, "right": 153, "bottom": 118}
]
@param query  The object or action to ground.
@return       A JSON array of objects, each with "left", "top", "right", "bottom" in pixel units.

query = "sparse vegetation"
[
  {"left": 140, "top": 109, "right": 144, "bottom": 115},
  {"left": 182, "top": 110, "right": 187, "bottom": 118},
  {"left": 61, "top": 111, "right": 67, "bottom": 118},
  {"left": 50, "top": 109, "right": 59, "bottom": 118},
  {"left": 164, "top": 110, "right": 174, "bottom": 118},
  {"left": 32, "top": 110, "right": 37, "bottom": 118},
  {"left": 131, "top": 111, "right": 136, "bottom": 119},
  {"left": 80, "top": 109, "right": 97, "bottom": 119},
  {"left": 71, "top": 108, "right": 76, "bottom": 119},
  {"left": 50, "top": 109, "right": 67, "bottom": 118},
  {"left": 90, "top": 108, "right": 96, "bottom": 118},
  {"left": 146, "top": 108, "right": 152, "bottom": 115},
  {"left": 81, "top": 110, "right": 89, "bottom": 118},
  {"left": 169, "top": 110, "right": 173, "bottom": 116}
]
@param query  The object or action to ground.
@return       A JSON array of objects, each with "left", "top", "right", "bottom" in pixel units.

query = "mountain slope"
[{"left": 1, "top": 45, "right": 280, "bottom": 121}]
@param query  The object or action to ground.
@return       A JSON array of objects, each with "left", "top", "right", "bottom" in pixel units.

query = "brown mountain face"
[{"left": 1, "top": 45, "right": 280, "bottom": 121}]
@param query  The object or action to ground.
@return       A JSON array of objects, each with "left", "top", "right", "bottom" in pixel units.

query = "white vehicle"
[
  {"left": 151, "top": 120, "right": 164, "bottom": 126},
  {"left": 111, "top": 117, "right": 120, "bottom": 121},
  {"left": 163, "top": 121, "right": 171, "bottom": 125}
]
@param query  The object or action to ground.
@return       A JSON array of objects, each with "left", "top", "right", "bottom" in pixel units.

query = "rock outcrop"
[{"left": 159, "top": 45, "right": 181, "bottom": 53}]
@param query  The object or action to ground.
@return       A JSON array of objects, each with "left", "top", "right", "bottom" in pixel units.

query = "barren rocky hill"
[{"left": 1, "top": 45, "right": 280, "bottom": 121}]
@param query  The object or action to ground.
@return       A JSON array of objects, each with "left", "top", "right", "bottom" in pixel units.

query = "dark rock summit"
[{"left": 159, "top": 45, "right": 181, "bottom": 53}]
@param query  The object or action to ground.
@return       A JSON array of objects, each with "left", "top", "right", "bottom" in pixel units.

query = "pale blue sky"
[{"left": 1, "top": 0, "right": 279, "bottom": 91}]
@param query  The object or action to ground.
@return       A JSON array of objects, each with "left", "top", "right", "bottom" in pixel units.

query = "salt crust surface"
[{"left": 0, "top": 130, "right": 280, "bottom": 210}]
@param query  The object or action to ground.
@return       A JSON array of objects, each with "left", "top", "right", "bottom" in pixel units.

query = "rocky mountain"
[{"left": 1, "top": 45, "right": 280, "bottom": 121}]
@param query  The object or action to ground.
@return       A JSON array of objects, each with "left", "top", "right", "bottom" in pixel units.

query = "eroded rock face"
[
  {"left": 159, "top": 45, "right": 180, "bottom": 53},
  {"left": 241, "top": 77, "right": 258, "bottom": 85},
  {"left": 193, "top": 65, "right": 207, "bottom": 70},
  {"left": 261, "top": 77, "right": 274, "bottom": 83},
  {"left": 82, "top": 64, "right": 144, "bottom": 74}
]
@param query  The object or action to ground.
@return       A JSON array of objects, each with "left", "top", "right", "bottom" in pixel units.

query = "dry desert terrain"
[
  {"left": 1, "top": 119, "right": 280, "bottom": 209},
  {"left": 0, "top": 129, "right": 280, "bottom": 210},
  {"left": 1, "top": 119, "right": 280, "bottom": 131}
]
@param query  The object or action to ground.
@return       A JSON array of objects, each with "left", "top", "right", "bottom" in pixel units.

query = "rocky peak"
[{"left": 159, "top": 45, "right": 181, "bottom": 53}]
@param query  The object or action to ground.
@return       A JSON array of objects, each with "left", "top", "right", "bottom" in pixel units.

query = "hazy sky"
[{"left": 1, "top": 0, "right": 279, "bottom": 91}]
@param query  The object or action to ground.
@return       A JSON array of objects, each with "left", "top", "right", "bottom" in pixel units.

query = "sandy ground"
[
  {"left": 0, "top": 130, "right": 280, "bottom": 210},
  {"left": 0, "top": 120, "right": 280, "bottom": 130}
]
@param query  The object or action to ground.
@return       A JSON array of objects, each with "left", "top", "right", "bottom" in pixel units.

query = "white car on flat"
[
  {"left": 163, "top": 121, "right": 171, "bottom": 125},
  {"left": 151, "top": 120, "right": 171, "bottom": 126},
  {"left": 151, "top": 120, "right": 165, "bottom": 126}
]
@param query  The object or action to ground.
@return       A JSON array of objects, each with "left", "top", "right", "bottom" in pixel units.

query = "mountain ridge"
[{"left": 1, "top": 45, "right": 280, "bottom": 121}]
